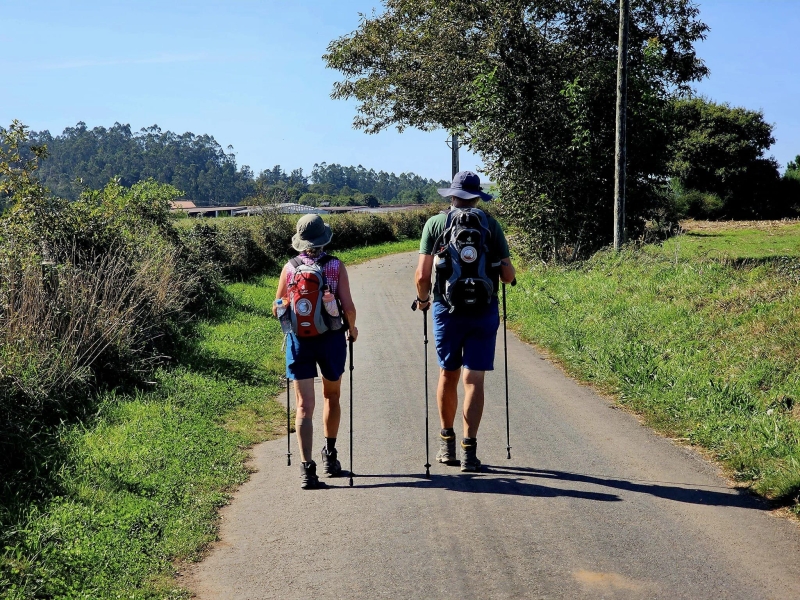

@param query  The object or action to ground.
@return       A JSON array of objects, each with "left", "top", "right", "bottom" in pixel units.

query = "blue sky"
[{"left": 1, "top": 1, "right": 797, "bottom": 180}]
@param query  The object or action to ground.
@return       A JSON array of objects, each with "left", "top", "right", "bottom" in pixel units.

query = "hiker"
[
  {"left": 414, "top": 171, "right": 516, "bottom": 472},
  {"left": 273, "top": 214, "right": 358, "bottom": 489}
]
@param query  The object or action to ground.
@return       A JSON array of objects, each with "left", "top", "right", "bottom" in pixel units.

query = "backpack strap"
[
  {"left": 434, "top": 209, "right": 457, "bottom": 252},
  {"left": 289, "top": 254, "right": 335, "bottom": 269},
  {"left": 484, "top": 215, "right": 502, "bottom": 268},
  {"left": 316, "top": 254, "right": 335, "bottom": 267},
  {"left": 290, "top": 253, "right": 336, "bottom": 289}
]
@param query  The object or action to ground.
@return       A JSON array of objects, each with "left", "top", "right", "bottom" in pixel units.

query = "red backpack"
[{"left": 287, "top": 255, "right": 342, "bottom": 337}]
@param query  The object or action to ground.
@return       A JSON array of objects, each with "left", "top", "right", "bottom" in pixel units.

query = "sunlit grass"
[{"left": 509, "top": 222, "right": 800, "bottom": 512}]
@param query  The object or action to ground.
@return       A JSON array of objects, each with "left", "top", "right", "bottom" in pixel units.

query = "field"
[{"left": 508, "top": 219, "right": 800, "bottom": 511}]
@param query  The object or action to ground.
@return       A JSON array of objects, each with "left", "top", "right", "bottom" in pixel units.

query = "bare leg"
[
  {"left": 322, "top": 376, "right": 342, "bottom": 438},
  {"left": 294, "top": 378, "right": 316, "bottom": 463},
  {"left": 437, "top": 367, "right": 461, "bottom": 429},
  {"left": 462, "top": 369, "right": 485, "bottom": 439}
]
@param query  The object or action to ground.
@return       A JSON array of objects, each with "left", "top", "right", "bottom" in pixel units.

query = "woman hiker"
[{"left": 273, "top": 214, "right": 358, "bottom": 489}]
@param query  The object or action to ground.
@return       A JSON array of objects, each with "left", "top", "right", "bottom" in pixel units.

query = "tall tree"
[
  {"left": 325, "top": 0, "right": 708, "bottom": 260},
  {"left": 668, "top": 97, "right": 787, "bottom": 218}
]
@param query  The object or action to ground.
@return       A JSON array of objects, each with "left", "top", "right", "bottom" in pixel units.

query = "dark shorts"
[
  {"left": 285, "top": 330, "right": 347, "bottom": 381},
  {"left": 432, "top": 299, "right": 500, "bottom": 371}
]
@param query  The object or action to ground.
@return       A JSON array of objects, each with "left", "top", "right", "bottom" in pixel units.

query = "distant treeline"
[{"left": 23, "top": 122, "right": 447, "bottom": 206}]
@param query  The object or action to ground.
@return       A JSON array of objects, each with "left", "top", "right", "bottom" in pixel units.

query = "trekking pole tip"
[
  {"left": 349, "top": 476, "right": 353, "bottom": 487},
  {"left": 506, "top": 448, "right": 511, "bottom": 459},
  {"left": 287, "top": 454, "right": 292, "bottom": 466}
]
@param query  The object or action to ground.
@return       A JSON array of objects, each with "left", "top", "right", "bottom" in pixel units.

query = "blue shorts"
[
  {"left": 285, "top": 330, "right": 347, "bottom": 381},
  {"left": 432, "top": 299, "right": 500, "bottom": 371}
]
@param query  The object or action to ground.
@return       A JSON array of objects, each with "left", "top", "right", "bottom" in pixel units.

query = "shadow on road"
[
  {"left": 344, "top": 465, "right": 767, "bottom": 510},
  {"left": 344, "top": 470, "right": 621, "bottom": 502},
  {"left": 495, "top": 466, "right": 765, "bottom": 509}
]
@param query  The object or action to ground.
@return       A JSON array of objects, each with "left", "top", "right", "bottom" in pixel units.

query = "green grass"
[
  {"left": 508, "top": 220, "right": 800, "bottom": 512},
  {"left": 666, "top": 219, "right": 800, "bottom": 260},
  {"left": 0, "top": 240, "right": 415, "bottom": 599}
]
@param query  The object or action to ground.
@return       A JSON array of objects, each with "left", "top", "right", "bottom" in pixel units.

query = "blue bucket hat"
[{"left": 437, "top": 170, "right": 493, "bottom": 201}]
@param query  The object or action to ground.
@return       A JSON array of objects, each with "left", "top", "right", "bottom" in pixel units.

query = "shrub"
[
  {"left": 678, "top": 189, "right": 725, "bottom": 220},
  {"left": 0, "top": 244, "right": 193, "bottom": 494},
  {"left": 387, "top": 207, "right": 440, "bottom": 240},
  {"left": 176, "top": 209, "right": 294, "bottom": 283},
  {"left": 0, "top": 126, "right": 199, "bottom": 495}
]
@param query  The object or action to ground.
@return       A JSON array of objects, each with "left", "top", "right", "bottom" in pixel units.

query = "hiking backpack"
[
  {"left": 287, "top": 255, "right": 343, "bottom": 337},
  {"left": 434, "top": 208, "right": 501, "bottom": 313}
]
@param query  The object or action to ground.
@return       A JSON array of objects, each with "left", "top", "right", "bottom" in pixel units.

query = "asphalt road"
[{"left": 185, "top": 252, "right": 800, "bottom": 600}]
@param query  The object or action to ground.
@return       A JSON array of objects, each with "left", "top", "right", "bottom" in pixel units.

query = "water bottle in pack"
[
  {"left": 322, "top": 285, "right": 340, "bottom": 317},
  {"left": 274, "top": 298, "right": 293, "bottom": 334}
]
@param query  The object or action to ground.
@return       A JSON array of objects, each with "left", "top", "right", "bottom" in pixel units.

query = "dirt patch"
[{"left": 683, "top": 219, "right": 800, "bottom": 233}]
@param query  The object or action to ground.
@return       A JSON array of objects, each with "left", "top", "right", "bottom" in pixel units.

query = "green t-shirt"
[{"left": 419, "top": 210, "right": 510, "bottom": 303}]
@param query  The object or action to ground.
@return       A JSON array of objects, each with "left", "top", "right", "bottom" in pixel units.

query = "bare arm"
[
  {"left": 272, "top": 264, "right": 289, "bottom": 317},
  {"left": 337, "top": 264, "right": 358, "bottom": 342},
  {"left": 415, "top": 254, "right": 434, "bottom": 311},
  {"left": 499, "top": 257, "right": 516, "bottom": 284}
]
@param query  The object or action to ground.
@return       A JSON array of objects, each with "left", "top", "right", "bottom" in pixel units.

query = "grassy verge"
[
  {"left": 0, "top": 240, "right": 415, "bottom": 599},
  {"left": 508, "top": 220, "right": 800, "bottom": 513}
]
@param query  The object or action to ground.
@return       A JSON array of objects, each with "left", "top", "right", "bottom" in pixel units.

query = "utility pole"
[
  {"left": 613, "top": 0, "right": 629, "bottom": 250},
  {"left": 451, "top": 133, "right": 460, "bottom": 178}
]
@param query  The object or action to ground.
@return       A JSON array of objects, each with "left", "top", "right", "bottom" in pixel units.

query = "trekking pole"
[
  {"left": 503, "top": 279, "right": 517, "bottom": 460},
  {"left": 348, "top": 337, "right": 354, "bottom": 487},
  {"left": 286, "top": 378, "right": 292, "bottom": 466},
  {"left": 411, "top": 298, "right": 431, "bottom": 478}
]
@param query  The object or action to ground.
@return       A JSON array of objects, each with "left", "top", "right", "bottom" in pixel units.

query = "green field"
[
  {"left": 0, "top": 241, "right": 415, "bottom": 599},
  {"left": 508, "top": 220, "right": 800, "bottom": 512},
  {"left": 667, "top": 220, "right": 800, "bottom": 260}
]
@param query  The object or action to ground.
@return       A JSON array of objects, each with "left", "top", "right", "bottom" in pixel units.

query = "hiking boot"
[
  {"left": 436, "top": 430, "right": 458, "bottom": 464},
  {"left": 460, "top": 438, "right": 482, "bottom": 472},
  {"left": 321, "top": 446, "right": 343, "bottom": 477},
  {"left": 300, "top": 460, "right": 327, "bottom": 489}
]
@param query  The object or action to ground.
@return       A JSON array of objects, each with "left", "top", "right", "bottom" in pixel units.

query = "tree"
[
  {"left": 363, "top": 193, "right": 380, "bottom": 207},
  {"left": 786, "top": 156, "right": 800, "bottom": 181},
  {"left": 779, "top": 155, "right": 800, "bottom": 214},
  {"left": 310, "top": 161, "right": 446, "bottom": 203},
  {"left": 668, "top": 97, "right": 786, "bottom": 218},
  {"left": 1, "top": 121, "right": 50, "bottom": 218},
  {"left": 325, "top": 0, "right": 708, "bottom": 260},
  {"left": 27, "top": 123, "right": 256, "bottom": 206}
]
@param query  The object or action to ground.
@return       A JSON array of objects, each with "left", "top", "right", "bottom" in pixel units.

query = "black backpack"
[{"left": 433, "top": 208, "right": 500, "bottom": 313}]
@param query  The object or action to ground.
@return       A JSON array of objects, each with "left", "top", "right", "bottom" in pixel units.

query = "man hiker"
[
  {"left": 273, "top": 214, "right": 358, "bottom": 489},
  {"left": 414, "top": 171, "right": 516, "bottom": 472}
]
